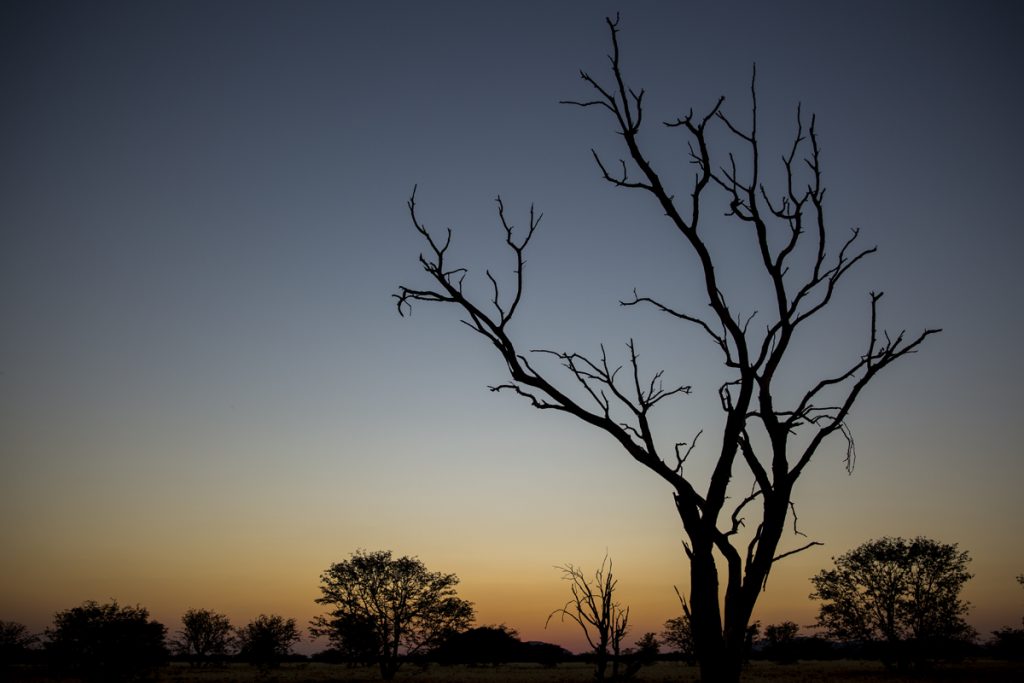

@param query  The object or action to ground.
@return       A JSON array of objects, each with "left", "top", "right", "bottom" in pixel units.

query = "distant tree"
[
  {"left": 547, "top": 556, "right": 629, "bottom": 682},
  {"left": 762, "top": 621, "right": 800, "bottom": 663},
  {"left": 235, "top": 614, "right": 300, "bottom": 671},
  {"left": 0, "top": 620, "right": 39, "bottom": 668},
  {"left": 172, "top": 608, "right": 234, "bottom": 666},
  {"left": 433, "top": 624, "right": 524, "bottom": 666},
  {"left": 810, "top": 536, "right": 975, "bottom": 669},
  {"left": 395, "top": 13, "right": 939, "bottom": 683},
  {"left": 988, "top": 626, "right": 1024, "bottom": 661},
  {"left": 659, "top": 584, "right": 696, "bottom": 666},
  {"left": 624, "top": 631, "right": 660, "bottom": 676},
  {"left": 312, "top": 549, "right": 475, "bottom": 680},
  {"left": 744, "top": 620, "right": 761, "bottom": 662},
  {"left": 987, "top": 573, "right": 1024, "bottom": 661},
  {"left": 660, "top": 614, "right": 694, "bottom": 664},
  {"left": 633, "top": 632, "right": 660, "bottom": 661},
  {"left": 44, "top": 600, "right": 167, "bottom": 681},
  {"left": 520, "top": 640, "right": 573, "bottom": 667}
]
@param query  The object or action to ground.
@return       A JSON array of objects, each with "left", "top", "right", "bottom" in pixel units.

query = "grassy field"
[{"left": 11, "top": 660, "right": 1023, "bottom": 682}]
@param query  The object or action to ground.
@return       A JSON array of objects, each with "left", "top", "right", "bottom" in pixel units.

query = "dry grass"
[
  {"left": 10, "top": 660, "right": 1024, "bottom": 683},
  {"left": 157, "top": 659, "right": 1024, "bottom": 682}
]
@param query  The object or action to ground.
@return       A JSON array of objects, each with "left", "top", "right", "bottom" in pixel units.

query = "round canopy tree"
[
  {"left": 810, "top": 536, "right": 975, "bottom": 668},
  {"left": 235, "top": 614, "right": 300, "bottom": 671},
  {"left": 172, "top": 608, "right": 234, "bottom": 666},
  {"left": 312, "top": 549, "right": 474, "bottom": 679},
  {"left": 45, "top": 600, "right": 167, "bottom": 682}
]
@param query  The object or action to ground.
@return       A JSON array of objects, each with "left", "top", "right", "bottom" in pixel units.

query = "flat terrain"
[
  {"left": 165, "top": 660, "right": 1024, "bottom": 682},
  {"left": 9, "top": 660, "right": 1024, "bottom": 682}
]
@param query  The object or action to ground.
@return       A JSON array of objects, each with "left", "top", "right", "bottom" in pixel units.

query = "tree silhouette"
[
  {"left": 810, "top": 536, "right": 975, "bottom": 669},
  {"left": 432, "top": 624, "right": 523, "bottom": 666},
  {"left": 762, "top": 621, "right": 800, "bottom": 663},
  {"left": 547, "top": 556, "right": 629, "bottom": 682},
  {"left": 172, "top": 608, "right": 234, "bottom": 667},
  {"left": 235, "top": 614, "right": 300, "bottom": 671},
  {"left": 396, "top": 14, "right": 938, "bottom": 683},
  {"left": 626, "top": 632, "right": 660, "bottom": 676},
  {"left": 660, "top": 614, "right": 694, "bottom": 664},
  {"left": 44, "top": 600, "right": 167, "bottom": 682},
  {"left": 0, "top": 620, "right": 39, "bottom": 669},
  {"left": 312, "top": 549, "right": 475, "bottom": 680}
]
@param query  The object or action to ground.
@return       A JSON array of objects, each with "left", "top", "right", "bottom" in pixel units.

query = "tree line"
[{"left": 3, "top": 541, "right": 1022, "bottom": 681}]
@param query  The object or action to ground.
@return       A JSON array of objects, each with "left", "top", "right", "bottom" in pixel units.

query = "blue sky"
[{"left": 2, "top": 1, "right": 1022, "bottom": 651}]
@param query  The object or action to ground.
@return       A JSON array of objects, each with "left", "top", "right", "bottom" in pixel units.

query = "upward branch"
[
  {"left": 397, "top": 16, "right": 939, "bottom": 678},
  {"left": 395, "top": 190, "right": 706, "bottom": 514}
]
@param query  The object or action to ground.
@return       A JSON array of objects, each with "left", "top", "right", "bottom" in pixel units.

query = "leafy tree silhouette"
[
  {"left": 236, "top": 614, "right": 301, "bottom": 671},
  {"left": 0, "top": 620, "right": 39, "bottom": 669},
  {"left": 172, "top": 608, "right": 234, "bottom": 667},
  {"left": 312, "top": 549, "right": 474, "bottom": 680},
  {"left": 811, "top": 536, "right": 975, "bottom": 669},
  {"left": 45, "top": 600, "right": 167, "bottom": 682}
]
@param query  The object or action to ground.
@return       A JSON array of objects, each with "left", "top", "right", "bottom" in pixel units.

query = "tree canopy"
[
  {"left": 810, "top": 536, "right": 975, "bottom": 668},
  {"left": 312, "top": 549, "right": 475, "bottom": 679},
  {"left": 235, "top": 614, "right": 301, "bottom": 670},
  {"left": 44, "top": 600, "right": 167, "bottom": 682},
  {"left": 172, "top": 608, "right": 234, "bottom": 666}
]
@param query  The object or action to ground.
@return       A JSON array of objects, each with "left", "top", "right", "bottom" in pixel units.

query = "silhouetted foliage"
[
  {"left": 520, "top": 640, "right": 574, "bottom": 667},
  {"left": 633, "top": 632, "right": 660, "bottom": 661},
  {"left": 313, "top": 612, "right": 379, "bottom": 666},
  {"left": 396, "top": 13, "right": 938, "bottom": 683},
  {"left": 811, "top": 536, "right": 975, "bottom": 669},
  {"left": 44, "top": 600, "right": 167, "bottom": 682},
  {"left": 622, "top": 632, "right": 660, "bottom": 676},
  {"left": 312, "top": 549, "right": 475, "bottom": 680},
  {"left": 745, "top": 620, "right": 762, "bottom": 663},
  {"left": 762, "top": 621, "right": 800, "bottom": 663},
  {"left": 433, "top": 624, "right": 534, "bottom": 666},
  {"left": 547, "top": 556, "right": 629, "bottom": 682},
  {"left": 987, "top": 573, "right": 1024, "bottom": 660},
  {"left": 660, "top": 614, "right": 694, "bottom": 664},
  {"left": 0, "top": 620, "right": 39, "bottom": 668},
  {"left": 988, "top": 626, "right": 1024, "bottom": 661},
  {"left": 235, "top": 614, "right": 300, "bottom": 671},
  {"left": 172, "top": 608, "right": 234, "bottom": 667}
]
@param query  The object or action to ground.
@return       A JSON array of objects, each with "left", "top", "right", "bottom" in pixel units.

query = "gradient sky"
[{"left": 2, "top": 1, "right": 1022, "bottom": 654}]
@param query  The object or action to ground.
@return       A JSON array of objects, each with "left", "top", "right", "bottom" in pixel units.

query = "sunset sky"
[{"left": 2, "top": 1, "right": 1022, "bottom": 654}]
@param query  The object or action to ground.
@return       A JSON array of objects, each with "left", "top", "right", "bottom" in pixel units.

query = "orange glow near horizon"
[{"left": 3, "top": 0, "right": 1023, "bottom": 661}]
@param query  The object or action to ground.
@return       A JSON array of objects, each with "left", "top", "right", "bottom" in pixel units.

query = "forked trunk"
[
  {"left": 687, "top": 537, "right": 755, "bottom": 683},
  {"left": 690, "top": 579, "right": 746, "bottom": 681}
]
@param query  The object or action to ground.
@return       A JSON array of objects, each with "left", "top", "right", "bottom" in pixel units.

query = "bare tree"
[
  {"left": 396, "top": 15, "right": 938, "bottom": 683},
  {"left": 547, "top": 556, "right": 630, "bottom": 682}
]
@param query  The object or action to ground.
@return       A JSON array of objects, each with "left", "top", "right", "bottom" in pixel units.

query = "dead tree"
[
  {"left": 395, "top": 15, "right": 939, "bottom": 683},
  {"left": 547, "top": 557, "right": 629, "bottom": 682}
]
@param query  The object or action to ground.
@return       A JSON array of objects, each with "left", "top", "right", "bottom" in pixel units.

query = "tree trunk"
[
  {"left": 687, "top": 534, "right": 740, "bottom": 683},
  {"left": 593, "top": 649, "right": 608, "bottom": 682}
]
